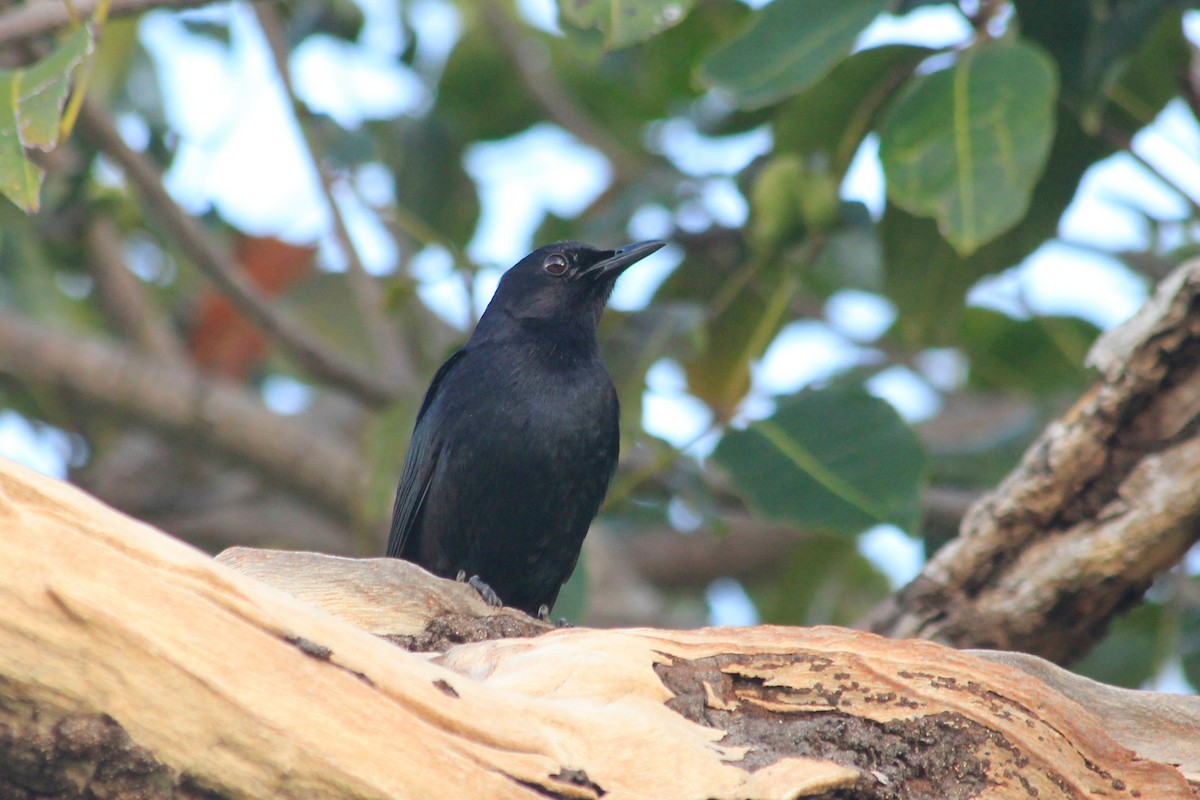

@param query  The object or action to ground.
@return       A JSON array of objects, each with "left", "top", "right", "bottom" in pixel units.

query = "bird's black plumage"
[{"left": 387, "top": 240, "right": 665, "bottom": 615}]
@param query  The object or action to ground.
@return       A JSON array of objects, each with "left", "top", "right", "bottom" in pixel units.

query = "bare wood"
[
  {"left": 217, "top": 546, "right": 1200, "bottom": 789},
  {"left": 215, "top": 546, "right": 551, "bottom": 648},
  {"left": 972, "top": 649, "right": 1200, "bottom": 784},
  {"left": 0, "top": 457, "right": 1193, "bottom": 798},
  {"left": 865, "top": 260, "right": 1200, "bottom": 661}
]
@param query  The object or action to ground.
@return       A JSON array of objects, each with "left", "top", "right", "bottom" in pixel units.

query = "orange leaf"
[{"left": 189, "top": 235, "right": 316, "bottom": 380}]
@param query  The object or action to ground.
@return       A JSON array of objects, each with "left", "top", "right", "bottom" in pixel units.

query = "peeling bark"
[{"left": 865, "top": 261, "right": 1200, "bottom": 662}]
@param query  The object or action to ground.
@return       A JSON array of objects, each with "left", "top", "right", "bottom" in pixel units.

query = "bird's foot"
[
  {"left": 537, "top": 605, "right": 572, "bottom": 627},
  {"left": 456, "top": 571, "right": 503, "bottom": 607}
]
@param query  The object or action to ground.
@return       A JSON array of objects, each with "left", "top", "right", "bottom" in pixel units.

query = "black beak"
[{"left": 584, "top": 240, "right": 666, "bottom": 279}]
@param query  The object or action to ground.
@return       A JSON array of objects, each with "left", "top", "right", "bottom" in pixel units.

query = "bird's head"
[{"left": 481, "top": 240, "right": 666, "bottom": 334}]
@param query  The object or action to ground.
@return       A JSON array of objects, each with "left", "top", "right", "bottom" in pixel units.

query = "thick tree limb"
[
  {"left": 0, "top": 311, "right": 359, "bottom": 521},
  {"left": 865, "top": 260, "right": 1200, "bottom": 662},
  {"left": 0, "top": 456, "right": 1195, "bottom": 798},
  {"left": 75, "top": 428, "right": 359, "bottom": 554}
]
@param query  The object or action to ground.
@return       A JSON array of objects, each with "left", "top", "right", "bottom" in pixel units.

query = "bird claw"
[
  {"left": 537, "top": 605, "right": 572, "bottom": 627},
  {"left": 462, "top": 574, "right": 503, "bottom": 607}
]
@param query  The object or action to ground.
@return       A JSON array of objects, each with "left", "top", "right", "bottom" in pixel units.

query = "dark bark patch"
[
  {"left": 387, "top": 612, "right": 550, "bottom": 652},
  {"left": 549, "top": 768, "right": 605, "bottom": 797},
  {"left": 656, "top": 653, "right": 1033, "bottom": 800},
  {"left": 511, "top": 773, "right": 604, "bottom": 800},
  {"left": 285, "top": 635, "right": 332, "bottom": 660},
  {"left": 0, "top": 711, "right": 227, "bottom": 800}
]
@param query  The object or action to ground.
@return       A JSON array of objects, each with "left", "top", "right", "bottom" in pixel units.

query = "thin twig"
[
  {"left": 0, "top": 0, "right": 213, "bottom": 46},
  {"left": 478, "top": 0, "right": 646, "bottom": 183},
  {"left": 85, "top": 215, "right": 188, "bottom": 361},
  {"left": 1097, "top": 118, "right": 1200, "bottom": 218},
  {"left": 75, "top": 99, "right": 403, "bottom": 406},
  {"left": 252, "top": 3, "right": 412, "bottom": 386},
  {"left": 381, "top": 205, "right": 477, "bottom": 278},
  {"left": 603, "top": 419, "right": 719, "bottom": 512}
]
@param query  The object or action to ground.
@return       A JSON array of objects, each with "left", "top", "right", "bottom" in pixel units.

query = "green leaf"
[
  {"left": 436, "top": 22, "right": 541, "bottom": 142},
  {"left": 774, "top": 44, "right": 933, "bottom": 174},
  {"left": 1013, "top": 0, "right": 1183, "bottom": 131},
  {"left": 808, "top": 209, "right": 883, "bottom": 295},
  {"left": 748, "top": 535, "right": 891, "bottom": 626},
  {"left": 1102, "top": 9, "right": 1189, "bottom": 133},
  {"left": 881, "top": 108, "right": 1110, "bottom": 346},
  {"left": 1073, "top": 602, "right": 1166, "bottom": 688},
  {"left": 554, "top": 0, "right": 749, "bottom": 139},
  {"left": 16, "top": 26, "right": 92, "bottom": 148},
  {"left": 652, "top": 230, "right": 779, "bottom": 414},
  {"left": 699, "top": 0, "right": 886, "bottom": 110},
  {"left": 1010, "top": 0, "right": 1089, "bottom": 96},
  {"left": 879, "top": 40, "right": 1058, "bottom": 255},
  {"left": 0, "top": 78, "right": 43, "bottom": 212},
  {"left": 714, "top": 386, "right": 926, "bottom": 534},
  {"left": 960, "top": 308, "right": 1100, "bottom": 392},
  {"left": 601, "top": 303, "right": 704, "bottom": 438},
  {"left": 374, "top": 116, "right": 480, "bottom": 248},
  {"left": 748, "top": 154, "right": 808, "bottom": 252},
  {"left": 686, "top": 266, "right": 800, "bottom": 416},
  {"left": 0, "top": 202, "right": 100, "bottom": 325},
  {"left": 558, "top": 0, "right": 695, "bottom": 50},
  {"left": 1181, "top": 595, "right": 1200, "bottom": 691},
  {"left": 0, "top": 26, "right": 93, "bottom": 212}
]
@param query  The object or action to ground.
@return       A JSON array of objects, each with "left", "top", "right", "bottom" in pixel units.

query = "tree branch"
[
  {"left": 0, "top": 0, "right": 215, "bottom": 46},
  {"left": 478, "top": 0, "right": 647, "bottom": 183},
  {"left": 84, "top": 215, "right": 188, "bottom": 361},
  {"left": 252, "top": 3, "right": 414, "bottom": 388},
  {"left": 75, "top": 100, "right": 404, "bottom": 406},
  {"left": 0, "top": 467, "right": 1195, "bottom": 797},
  {"left": 619, "top": 512, "right": 807, "bottom": 589},
  {"left": 864, "top": 259, "right": 1200, "bottom": 663},
  {"left": 0, "top": 311, "right": 359, "bottom": 520}
]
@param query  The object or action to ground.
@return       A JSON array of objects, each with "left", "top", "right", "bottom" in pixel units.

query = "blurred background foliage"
[{"left": 2, "top": 0, "right": 1200, "bottom": 691}]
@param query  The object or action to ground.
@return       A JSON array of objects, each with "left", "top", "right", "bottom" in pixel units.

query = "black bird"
[{"left": 387, "top": 240, "right": 666, "bottom": 617}]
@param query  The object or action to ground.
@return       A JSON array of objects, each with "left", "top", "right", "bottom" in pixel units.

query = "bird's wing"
[{"left": 386, "top": 349, "right": 466, "bottom": 559}]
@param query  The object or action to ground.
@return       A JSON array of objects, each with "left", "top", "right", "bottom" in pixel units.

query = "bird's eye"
[{"left": 543, "top": 254, "right": 569, "bottom": 276}]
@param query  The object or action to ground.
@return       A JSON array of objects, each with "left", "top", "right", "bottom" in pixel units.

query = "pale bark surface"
[{"left": 0, "top": 457, "right": 1195, "bottom": 799}]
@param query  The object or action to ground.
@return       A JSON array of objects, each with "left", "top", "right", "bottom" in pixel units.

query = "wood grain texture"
[{"left": 0, "top": 457, "right": 1194, "bottom": 798}]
